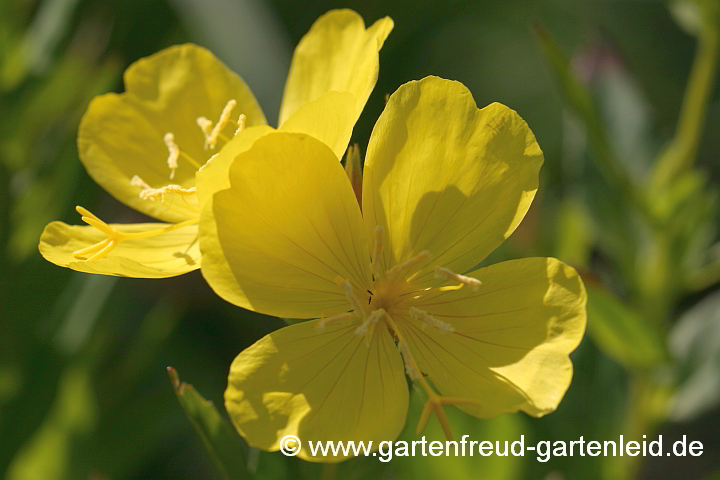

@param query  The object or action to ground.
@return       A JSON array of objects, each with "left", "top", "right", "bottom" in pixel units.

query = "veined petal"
[
  {"left": 39, "top": 221, "right": 200, "bottom": 278},
  {"left": 278, "top": 9, "right": 393, "bottom": 127},
  {"left": 203, "top": 132, "right": 372, "bottom": 318},
  {"left": 79, "top": 44, "right": 266, "bottom": 223},
  {"left": 396, "top": 257, "right": 586, "bottom": 418},
  {"left": 225, "top": 318, "right": 408, "bottom": 462},
  {"left": 279, "top": 91, "right": 357, "bottom": 160},
  {"left": 195, "top": 125, "right": 275, "bottom": 206},
  {"left": 363, "top": 77, "right": 543, "bottom": 287}
]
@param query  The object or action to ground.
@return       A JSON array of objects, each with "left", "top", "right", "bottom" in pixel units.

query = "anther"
[
  {"left": 234, "top": 113, "right": 246, "bottom": 136},
  {"left": 204, "top": 99, "right": 236, "bottom": 150},
  {"left": 164, "top": 133, "right": 180, "bottom": 179},
  {"left": 410, "top": 307, "right": 454, "bottom": 333},
  {"left": 355, "top": 308, "right": 385, "bottom": 337},
  {"left": 397, "top": 341, "right": 422, "bottom": 380},
  {"left": 342, "top": 281, "right": 368, "bottom": 318},
  {"left": 196, "top": 116, "right": 213, "bottom": 147},
  {"left": 386, "top": 250, "right": 431, "bottom": 280},
  {"left": 435, "top": 266, "right": 482, "bottom": 291},
  {"left": 131, "top": 176, "right": 197, "bottom": 202},
  {"left": 316, "top": 312, "right": 355, "bottom": 331}
]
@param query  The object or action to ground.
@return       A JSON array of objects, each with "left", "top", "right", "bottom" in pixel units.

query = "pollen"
[
  {"left": 342, "top": 280, "right": 368, "bottom": 318},
  {"left": 131, "top": 175, "right": 197, "bottom": 202},
  {"left": 196, "top": 116, "right": 213, "bottom": 146},
  {"left": 397, "top": 341, "right": 422, "bottom": 381},
  {"left": 355, "top": 308, "right": 386, "bottom": 336},
  {"left": 207, "top": 99, "right": 237, "bottom": 150},
  {"left": 164, "top": 132, "right": 180, "bottom": 179},
  {"left": 435, "top": 266, "right": 482, "bottom": 291},
  {"left": 386, "top": 250, "right": 431, "bottom": 280},
  {"left": 316, "top": 312, "right": 355, "bottom": 331},
  {"left": 234, "top": 113, "right": 246, "bottom": 136},
  {"left": 409, "top": 307, "right": 454, "bottom": 333}
]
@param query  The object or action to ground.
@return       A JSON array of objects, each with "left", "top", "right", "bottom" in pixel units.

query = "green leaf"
[
  {"left": 669, "top": 290, "right": 720, "bottom": 421},
  {"left": 587, "top": 285, "right": 668, "bottom": 369},
  {"left": 168, "top": 367, "right": 251, "bottom": 480},
  {"left": 534, "top": 23, "right": 648, "bottom": 219}
]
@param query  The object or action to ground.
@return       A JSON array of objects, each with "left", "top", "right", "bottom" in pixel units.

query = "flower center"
[
  {"left": 73, "top": 99, "right": 245, "bottom": 262},
  {"left": 318, "top": 227, "right": 486, "bottom": 441}
]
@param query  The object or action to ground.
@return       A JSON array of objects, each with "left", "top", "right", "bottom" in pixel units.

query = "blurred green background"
[{"left": 2, "top": 0, "right": 720, "bottom": 479}]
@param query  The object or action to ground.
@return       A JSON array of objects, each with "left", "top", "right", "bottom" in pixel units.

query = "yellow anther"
[
  {"left": 371, "top": 225, "right": 384, "bottom": 278},
  {"left": 342, "top": 281, "right": 368, "bottom": 318},
  {"left": 164, "top": 132, "right": 180, "bottom": 179},
  {"left": 204, "top": 99, "right": 236, "bottom": 150},
  {"left": 234, "top": 113, "right": 246, "bottom": 136},
  {"left": 397, "top": 341, "right": 422, "bottom": 380},
  {"left": 409, "top": 307, "right": 454, "bottom": 333},
  {"left": 316, "top": 312, "right": 355, "bottom": 331},
  {"left": 386, "top": 250, "right": 431, "bottom": 280},
  {"left": 131, "top": 176, "right": 197, "bottom": 202},
  {"left": 196, "top": 116, "right": 213, "bottom": 143},
  {"left": 355, "top": 308, "right": 386, "bottom": 342},
  {"left": 435, "top": 266, "right": 482, "bottom": 291}
]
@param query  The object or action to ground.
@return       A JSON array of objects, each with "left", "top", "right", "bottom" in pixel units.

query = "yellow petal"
[
  {"left": 203, "top": 132, "right": 372, "bottom": 318},
  {"left": 79, "top": 44, "right": 266, "bottom": 223},
  {"left": 279, "top": 91, "right": 357, "bottom": 160},
  {"left": 225, "top": 318, "right": 408, "bottom": 462},
  {"left": 278, "top": 9, "right": 393, "bottom": 127},
  {"left": 363, "top": 77, "right": 543, "bottom": 288},
  {"left": 395, "top": 257, "right": 586, "bottom": 418},
  {"left": 195, "top": 125, "right": 275, "bottom": 206},
  {"left": 39, "top": 221, "right": 200, "bottom": 278}
]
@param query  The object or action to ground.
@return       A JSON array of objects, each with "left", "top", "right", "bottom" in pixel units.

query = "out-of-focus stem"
[{"left": 651, "top": 12, "right": 719, "bottom": 188}]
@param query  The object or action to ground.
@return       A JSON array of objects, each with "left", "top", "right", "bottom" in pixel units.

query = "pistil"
[{"left": 72, "top": 206, "right": 199, "bottom": 261}]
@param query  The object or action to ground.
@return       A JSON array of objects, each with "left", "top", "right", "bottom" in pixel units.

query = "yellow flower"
[
  {"left": 39, "top": 9, "right": 393, "bottom": 278},
  {"left": 201, "top": 76, "right": 588, "bottom": 462}
]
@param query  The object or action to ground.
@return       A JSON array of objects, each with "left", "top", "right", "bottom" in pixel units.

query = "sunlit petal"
[{"left": 225, "top": 318, "right": 408, "bottom": 462}]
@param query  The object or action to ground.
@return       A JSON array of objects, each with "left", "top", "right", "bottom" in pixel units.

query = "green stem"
[{"left": 651, "top": 13, "right": 719, "bottom": 188}]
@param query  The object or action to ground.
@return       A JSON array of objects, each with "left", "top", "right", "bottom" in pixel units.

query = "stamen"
[
  {"left": 131, "top": 176, "right": 197, "bottom": 202},
  {"left": 234, "top": 113, "right": 246, "bottom": 136},
  {"left": 386, "top": 250, "right": 431, "bottom": 280},
  {"left": 397, "top": 341, "right": 422, "bottom": 380},
  {"left": 409, "top": 307, "right": 454, "bottom": 333},
  {"left": 371, "top": 226, "right": 384, "bottom": 278},
  {"left": 355, "top": 308, "right": 385, "bottom": 337},
  {"left": 383, "top": 311, "right": 460, "bottom": 441},
  {"left": 205, "top": 99, "right": 236, "bottom": 150},
  {"left": 342, "top": 281, "right": 368, "bottom": 318},
  {"left": 196, "top": 116, "right": 213, "bottom": 149},
  {"left": 316, "top": 312, "right": 355, "bottom": 331},
  {"left": 435, "top": 266, "right": 482, "bottom": 291},
  {"left": 164, "top": 133, "right": 180, "bottom": 179}
]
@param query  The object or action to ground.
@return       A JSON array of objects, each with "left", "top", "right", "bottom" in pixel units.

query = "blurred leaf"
[
  {"left": 6, "top": 364, "right": 97, "bottom": 480},
  {"left": 579, "top": 41, "right": 657, "bottom": 179},
  {"left": 554, "top": 199, "right": 594, "bottom": 267},
  {"left": 669, "top": 290, "right": 720, "bottom": 421},
  {"left": 587, "top": 284, "right": 668, "bottom": 369},
  {"left": 168, "top": 367, "right": 251, "bottom": 480}
]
